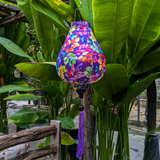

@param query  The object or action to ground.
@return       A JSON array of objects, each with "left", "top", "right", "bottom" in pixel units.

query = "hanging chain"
[
  {"left": 74, "top": 0, "right": 86, "bottom": 21},
  {"left": 78, "top": 0, "right": 82, "bottom": 9}
]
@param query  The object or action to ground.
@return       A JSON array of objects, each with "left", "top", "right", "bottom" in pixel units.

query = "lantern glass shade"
[{"left": 56, "top": 21, "right": 106, "bottom": 90}]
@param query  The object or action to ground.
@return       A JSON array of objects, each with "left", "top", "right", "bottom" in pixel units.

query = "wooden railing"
[{"left": 0, "top": 120, "right": 61, "bottom": 160}]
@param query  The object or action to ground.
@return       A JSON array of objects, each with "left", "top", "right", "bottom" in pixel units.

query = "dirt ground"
[{"left": 128, "top": 99, "right": 160, "bottom": 126}]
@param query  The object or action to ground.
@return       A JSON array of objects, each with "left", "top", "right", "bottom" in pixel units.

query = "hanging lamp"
[{"left": 56, "top": 4, "right": 106, "bottom": 159}]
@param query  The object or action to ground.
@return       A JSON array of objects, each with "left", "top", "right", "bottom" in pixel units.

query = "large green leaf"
[
  {"left": 7, "top": 108, "right": 48, "bottom": 123},
  {"left": 0, "top": 85, "right": 38, "bottom": 93},
  {"left": 17, "top": 0, "right": 34, "bottom": 26},
  {"left": 129, "top": 0, "right": 160, "bottom": 56},
  {"left": 14, "top": 23, "right": 29, "bottom": 51},
  {"left": 74, "top": 0, "right": 93, "bottom": 30},
  {"left": 41, "top": 85, "right": 59, "bottom": 97},
  {"left": 10, "top": 80, "right": 29, "bottom": 87},
  {"left": 91, "top": 89, "right": 103, "bottom": 110},
  {"left": 14, "top": 123, "right": 30, "bottom": 129},
  {"left": 133, "top": 48, "right": 160, "bottom": 74},
  {"left": 93, "top": 0, "right": 134, "bottom": 63},
  {"left": 61, "top": 131, "right": 74, "bottom": 146},
  {"left": 16, "top": 62, "right": 61, "bottom": 81},
  {"left": 57, "top": 116, "right": 75, "bottom": 130},
  {"left": 59, "top": 81, "right": 70, "bottom": 97},
  {"left": 92, "top": 64, "right": 130, "bottom": 100},
  {"left": 69, "top": 0, "right": 77, "bottom": 10},
  {"left": 4, "top": 93, "right": 42, "bottom": 100},
  {"left": 130, "top": 37, "right": 160, "bottom": 74},
  {"left": 70, "top": 97, "right": 80, "bottom": 105},
  {"left": 30, "top": 1, "right": 54, "bottom": 61},
  {"left": 114, "top": 72, "right": 160, "bottom": 103},
  {"left": 68, "top": 101, "right": 80, "bottom": 119},
  {"left": 45, "top": 0, "right": 74, "bottom": 22},
  {"left": 0, "top": 37, "right": 34, "bottom": 62},
  {"left": 32, "top": 0, "right": 69, "bottom": 34},
  {"left": 37, "top": 51, "right": 45, "bottom": 62}
]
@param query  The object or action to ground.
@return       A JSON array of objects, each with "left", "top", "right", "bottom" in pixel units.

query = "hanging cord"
[
  {"left": 76, "top": 99, "right": 84, "bottom": 158},
  {"left": 74, "top": 0, "right": 86, "bottom": 21}
]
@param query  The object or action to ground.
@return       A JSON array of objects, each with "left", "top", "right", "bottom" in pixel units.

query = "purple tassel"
[{"left": 76, "top": 110, "right": 84, "bottom": 158}]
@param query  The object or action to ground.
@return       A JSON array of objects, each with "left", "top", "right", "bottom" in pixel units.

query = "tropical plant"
[
  {"left": 0, "top": 22, "right": 33, "bottom": 133},
  {"left": 1, "top": 0, "right": 160, "bottom": 159}
]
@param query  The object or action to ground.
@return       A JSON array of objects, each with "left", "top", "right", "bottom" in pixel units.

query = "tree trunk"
[
  {"left": 147, "top": 81, "right": 156, "bottom": 132},
  {"left": 144, "top": 80, "right": 159, "bottom": 160},
  {"left": 83, "top": 85, "right": 95, "bottom": 160}
]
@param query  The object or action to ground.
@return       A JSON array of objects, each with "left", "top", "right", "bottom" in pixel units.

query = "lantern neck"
[
  {"left": 71, "top": 21, "right": 90, "bottom": 28},
  {"left": 76, "top": 89, "right": 86, "bottom": 99}
]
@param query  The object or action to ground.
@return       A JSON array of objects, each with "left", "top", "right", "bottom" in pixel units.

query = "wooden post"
[
  {"left": 144, "top": 80, "right": 159, "bottom": 159},
  {"left": 83, "top": 85, "right": 95, "bottom": 160},
  {"left": 147, "top": 81, "right": 157, "bottom": 132},
  {"left": 50, "top": 120, "right": 61, "bottom": 160}
]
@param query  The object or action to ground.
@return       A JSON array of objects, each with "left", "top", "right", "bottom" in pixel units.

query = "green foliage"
[
  {"left": 0, "top": 37, "right": 34, "bottom": 62},
  {"left": 69, "top": 97, "right": 80, "bottom": 105},
  {"left": 0, "top": 85, "right": 38, "bottom": 93},
  {"left": 92, "top": 64, "right": 130, "bottom": 99},
  {"left": 0, "top": 21, "right": 32, "bottom": 134},
  {"left": 15, "top": 123, "right": 30, "bottom": 129},
  {"left": 129, "top": 0, "right": 160, "bottom": 57},
  {"left": 38, "top": 131, "right": 75, "bottom": 148},
  {"left": 68, "top": 102, "right": 80, "bottom": 119},
  {"left": 16, "top": 62, "right": 60, "bottom": 81},
  {"left": 61, "top": 131, "right": 74, "bottom": 145},
  {"left": 134, "top": 47, "right": 160, "bottom": 74},
  {"left": 17, "top": 0, "right": 34, "bottom": 26},
  {"left": 32, "top": 0, "right": 69, "bottom": 34},
  {"left": 130, "top": 35, "right": 160, "bottom": 74},
  {"left": 7, "top": 108, "right": 48, "bottom": 123},
  {"left": 93, "top": 0, "right": 134, "bottom": 63},
  {"left": 57, "top": 116, "right": 75, "bottom": 130},
  {"left": 41, "top": 85, "right": 59, "bottom": 97},
  {"left": 30, "top": 1, "right": 55, "bottom": 61},
  {"left": 45, "top": 0, "right": 74, "bottom": 22},
  {"left": 4, "top": 93, "right": 42, "bottom": 100},
  {"left": 114, "top": 72, "right": 160, "bottom": 103},
  {"left": 11, "top": 0, "right": 160, "bottom": 159}
]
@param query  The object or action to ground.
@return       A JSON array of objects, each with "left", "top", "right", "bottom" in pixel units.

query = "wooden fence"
[{"left": 0, "top": 120, "right": 61, "bottom": 160}]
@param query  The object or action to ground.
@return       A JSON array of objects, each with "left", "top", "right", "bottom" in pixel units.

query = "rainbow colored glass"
[{"left": 56, "top": 21, "right": 106, "bottom": 89}]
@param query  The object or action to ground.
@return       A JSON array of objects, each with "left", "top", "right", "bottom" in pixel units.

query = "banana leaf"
[
  {"left": 133, "top": 47, "right": 160, "bottom": 74},
  {"left": 45, "top": 0, "right": 74, "bottom": 22},
  {"left": 32, "top": 0, "right": 69, "bottom": 34},
  {"left": 4, "top": 93, "right": 42, "bottom": 100},
  {"left": 17, "top": 0, "right": 34, "bottom": 26},
  {"left": 0, "top": 37, "right": 34, "bottom": 62},
  {"left": 0, "top": 85, "right": 38, "bottom": 93},
  {"left": 129, "top": 0, "right": 160, "bottom": 57},
  {"left": 130, "top": 36, "right": 160, "bottom": 74},
  {"left": 114, "top": 72, "right": 160, "bottom": 103},
  {"left": 92, "top": 64, "right": 129, "bottom": 100},
  {"left": 16, "top": 62, "right": 61, "bottom": 81},
  {"left": 7, "top": 108, "right": 48, "bottom": 123},
  {"left": 30, "top": 1, "right": 54, "bottom": 61},
  {"left": 93, "top": 0, "right": 134, "bottom": 63}
]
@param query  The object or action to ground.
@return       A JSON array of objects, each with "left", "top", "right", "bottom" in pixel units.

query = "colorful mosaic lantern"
[{"left": 56, "top": 21, "right": 106, "bottom": 158}]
